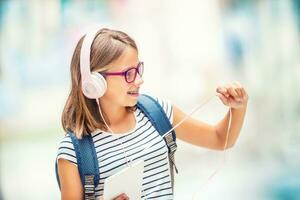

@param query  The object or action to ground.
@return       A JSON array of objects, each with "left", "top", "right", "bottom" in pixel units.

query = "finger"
[
  {"left": 227, "top": 85, "right": 239, "bottom": 100},
  {"left": 235, "top": 82, "right": 247, "bottom": 100},
  {"left": 114, "top": 194, "right": 127, "bottom": 200},
  {"left": 216, "top": 87, "right": 229, "bottom": 97},
  {"left": 231, "top": 83, "right": 243, "bottom": 100},
  {"left": 241, "top": 87, "right": 248, "bottom": 100},
  {"left": 216, "top": 92, "right": 229, "bottom": 106},
  {"left": 232, "top": 82, "right": 243, "bottom": 98}
]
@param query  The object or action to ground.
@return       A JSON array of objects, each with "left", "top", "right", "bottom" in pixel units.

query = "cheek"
[{"left": 105, "top": 79, "right": 129, "bottom": 96}]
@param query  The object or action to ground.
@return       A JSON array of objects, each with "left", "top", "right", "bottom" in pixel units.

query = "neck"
[{"left": 98, "top": 98, "right": 128, "bottom": 126}]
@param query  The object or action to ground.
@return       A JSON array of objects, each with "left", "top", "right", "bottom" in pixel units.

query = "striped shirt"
[{"left": 57, "top": 97, "right": 174, "bottom": 199}]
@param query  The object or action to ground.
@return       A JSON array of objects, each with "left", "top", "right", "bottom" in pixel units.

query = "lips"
[
  {"left": 127, "top": 89, "right": 139, "bottom": 96},
  {"left": 127, "top": 91, "right": 139, "bottom": 95}
]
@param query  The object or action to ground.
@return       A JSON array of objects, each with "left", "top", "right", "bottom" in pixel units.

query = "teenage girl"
[{"left": 57, "top": 28, "right": 248, "bottom": 200}]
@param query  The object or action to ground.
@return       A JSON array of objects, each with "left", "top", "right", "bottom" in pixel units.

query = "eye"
[{"left": 126, "top": 68, "right": 136, "bottom": 82}]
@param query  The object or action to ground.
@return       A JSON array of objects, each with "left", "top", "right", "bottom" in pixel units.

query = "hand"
[
  {"left": 113, "top": 193, "right": 129, "bottom": 200},
  {"left": 216, "top": 81, "right": 248, "bottom": 109}
]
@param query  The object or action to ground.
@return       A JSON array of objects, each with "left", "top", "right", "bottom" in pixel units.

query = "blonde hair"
[{"left": 61, "top": 28, "right": 138, "bottom": 138}]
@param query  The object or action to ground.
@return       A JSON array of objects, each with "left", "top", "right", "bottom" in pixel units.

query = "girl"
[{"left": 57, "top": 28, "right": 248, "bottom": 200}]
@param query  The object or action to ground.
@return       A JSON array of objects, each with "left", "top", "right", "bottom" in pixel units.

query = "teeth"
[
  {"left": 128, "top": 91, "right": 138, "bottom": 94},
  {"left": 128, "top": 89, "right": 139, "bottom": 95}
]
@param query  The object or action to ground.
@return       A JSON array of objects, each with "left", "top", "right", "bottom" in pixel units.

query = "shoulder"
[
  {"left": 57, "top": 133, "right": 77, "bottom": 165},
  {"left": 139, "top": 94, "right": 173, "bottom": 124}
]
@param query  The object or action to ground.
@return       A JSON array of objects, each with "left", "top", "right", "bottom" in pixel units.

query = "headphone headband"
[
  {"left": 80, "top": 29, "right": 99, "bottom": 85},
  {"left": 80, "top": 29, "right": 107, "bottom": 99}
]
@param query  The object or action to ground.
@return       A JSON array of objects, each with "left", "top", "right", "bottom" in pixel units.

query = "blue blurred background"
[{"left": 0, "top": 0, "right": 299, "bottom": 199}]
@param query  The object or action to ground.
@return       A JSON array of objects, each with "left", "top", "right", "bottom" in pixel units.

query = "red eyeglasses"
[{"left": 101, "top": 61, "right": 144, "bottom": 83}]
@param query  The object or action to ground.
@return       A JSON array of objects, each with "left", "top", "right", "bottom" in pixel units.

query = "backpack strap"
[
  {"left": 55, "top": 130, "right": 99, "bottom": 200},
  {"left": 137, "top": 94, "right": 178, "bottom": 189}
]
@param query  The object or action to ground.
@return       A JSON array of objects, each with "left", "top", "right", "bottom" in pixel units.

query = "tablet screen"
[{"left": 103, "top": 160, "right": 145, "bottom": 200}]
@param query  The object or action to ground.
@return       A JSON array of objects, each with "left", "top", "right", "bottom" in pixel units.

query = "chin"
[
  {"left": 124, "top": 97, "right": 137, "bottom": 106},
  {"left": 127, "top": 99, "right": 138, "bottom": 107},
  {"left": 125, "top": 94, "right": 139, "bottom": 106}
]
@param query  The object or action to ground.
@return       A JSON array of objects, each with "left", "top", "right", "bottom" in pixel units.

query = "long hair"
[{"left": 61, "top": 28, "right": 138, "bottom": 138}]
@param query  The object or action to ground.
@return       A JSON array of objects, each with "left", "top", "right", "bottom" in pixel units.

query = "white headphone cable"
[
  {"left": 96, "top": 98, "right": 148, "bottom": 199},
  {"left": 141, "top": 94, "right": 217, "bottom": 199},
  {"left": 140, "top": 94, "right": 216, "bottom": 154},
  {"left": 139, "top": 94, "right": 231, "bottom": 200},
  {"left": 96, "top": 94, "right": 231, "bottom": 199},
  {"left": 191, "top": 102, "right": 232, "bottom": 199},
  {"left": 95, "top": 98, "right": 131, "bottom": 167}
]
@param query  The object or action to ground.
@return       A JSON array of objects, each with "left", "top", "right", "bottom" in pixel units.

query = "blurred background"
[{"left": 0, "top": 0, "right": 299, "bottom": 199}]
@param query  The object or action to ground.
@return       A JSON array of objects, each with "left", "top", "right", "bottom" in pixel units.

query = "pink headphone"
[{"left": 80, "top": 29, "right": 107, "bottom": 99}]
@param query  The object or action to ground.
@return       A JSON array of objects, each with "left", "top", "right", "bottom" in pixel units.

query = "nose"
[{"left": 133, "top": 73, "right": 144, "bottom": 86}]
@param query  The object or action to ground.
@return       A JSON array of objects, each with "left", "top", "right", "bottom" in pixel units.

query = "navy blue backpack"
[{"left": 55, "top": 94, "right": 178, "bottom": 199}]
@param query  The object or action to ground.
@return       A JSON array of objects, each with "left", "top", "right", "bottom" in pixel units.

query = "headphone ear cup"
[
  {"left": 91, "top": 72, "right": 107, "bottom": 98},
  {"left": 81, "top": 72, "right": 107, "bottom": 99}
]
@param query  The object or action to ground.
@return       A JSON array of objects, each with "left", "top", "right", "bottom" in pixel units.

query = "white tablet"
[{"left": 103, "top": 160, "right": 145, "bottom": 200}]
